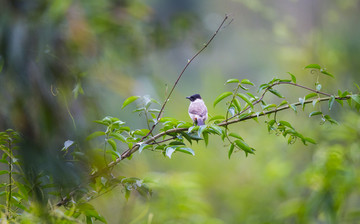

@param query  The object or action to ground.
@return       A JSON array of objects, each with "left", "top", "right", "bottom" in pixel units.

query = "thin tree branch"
[
  {"left": 138, "top": 15, "right": 230, "bottom": 144},
  {"left": 225, "top": 81, "right": 333, "bottom": 121}
]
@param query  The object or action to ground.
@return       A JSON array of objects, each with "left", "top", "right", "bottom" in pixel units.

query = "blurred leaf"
[
  {"left": 203, "top": 132, "right": 209, "bottom": 146},
  {"left": 86, "top": 131, "right": 106, "bottom": 141},
  {"left": 278, "top": 100, "right": 288, "bottom": 107},
  {"left": 73, "top": 81, "right": 84, "bottom": 99},
  {"left": 324, "top": 115, "right": 339, "bottom": 125},
  {"left": 351, "top": 94, "right": 360, "bottom": 104},
  {"left": 305, "top": 64, "right": 321, "bottom": 69},
  {"left": 139, "top": 143, "right": 152, "bottom": 153},
  {"left": 278, "top": 121, "right": 294, "bottom": 130},
  {"left": 198, "top": 125, "right": 207, "bottom": 137},
  {"left": 210, "top": 125, "right": 223, "bottom": 135},
  {"left": 233, "top": 98, "right": 242, "bottom": 112},
  {"left": 122, "top": 96, "right": 140, "bottom": 109},
  {"left": 316, "top": 84, "right": 322, "bottom": 91},
  {"left": 213, "top": 92, "right": 232, "bottom": 107},
  {"left": 0, "top": 170, "right": 9, "bottom": 175},
  {"left": 225, "top": 79, "right": 239, "bottom": 84}
]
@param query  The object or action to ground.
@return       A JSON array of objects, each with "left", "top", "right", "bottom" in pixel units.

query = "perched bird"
[{"left": 186, "top": 94, "right": 208, "bottom": 126}]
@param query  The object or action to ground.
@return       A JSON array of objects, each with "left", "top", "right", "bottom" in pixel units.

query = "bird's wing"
[{"left": 189, "top": 101, "right": 208, "bottom": 117}]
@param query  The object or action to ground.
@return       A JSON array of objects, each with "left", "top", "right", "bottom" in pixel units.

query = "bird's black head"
[{"left": 186, "top": 94, "right": 202, "bottom": 102}]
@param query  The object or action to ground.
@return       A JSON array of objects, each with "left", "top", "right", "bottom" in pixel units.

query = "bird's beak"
[{"left": 186, "top": 96, "right": 190, "bottom": 99}]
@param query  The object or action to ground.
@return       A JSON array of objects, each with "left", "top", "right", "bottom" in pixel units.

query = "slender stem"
[{"left": 138, "top": 15, "right": 230, "bottom": 143}]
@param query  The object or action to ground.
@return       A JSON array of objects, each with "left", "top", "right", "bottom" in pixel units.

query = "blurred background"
[{"left": 1, "top": 0, "right": 360, "bottom": 223}]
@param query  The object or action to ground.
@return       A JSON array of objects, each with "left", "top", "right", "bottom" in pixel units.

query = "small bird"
[{"left": 186, "top": 94, "right": 208, "bottom": 126}]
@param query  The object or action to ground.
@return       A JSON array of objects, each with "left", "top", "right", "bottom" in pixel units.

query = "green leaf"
[
  {"left": 139, "top": 143, "right": 152, "bottom": 153},
  {"left": 268, "top": 88, "right": 284, "bottom": 98},
  {"left": 304, "top": 137, "right": 316, "bottom": 144},
  {"left": 86, "top": 131, "right": 106, "bottom": 141},
  {"left": 109, "top": 133, "right": 126, "bottom": 142},
  {"left": 312, "top": 99, "right": 319, "bottom": 107},
  {"left": 278, "top": 121, "right": 294, "bottom": 130},
  {"left": 290, "top": 104, "right": 297, "bottom": 113},
  {"left": 351, "top": 94, "right": 360, "bottom": 104},
  {"left": 262, "top": 104, "right": 277, "bottom": 110},
  {"left": 320, "top": 69, "right": 334, "bottom": 78},
  {"left": 305, "top": 93, "right": 318, "bottom": 100},
  {"left": 233, "top": 98, "right": 242, "bottom": 112},
  {"left": 73, "top": 81, "right": 84, "bottom": 99},
  {"left": 203, "top": 132, "right": 209, "bottom": 146},
  {"left": 208, "top": 115, "right": 225, "bottom": 122},
  {"left": 355, "top": 83, "right": 360, "bottom": 92},
  {"left": 234, "top": 140, "right": 255, "bottom": 155},
  {"left": 237, "top": 93, "right": 254, "bottom": 109},
  {"left": 305, "top": 64, "right": 321, "bottom": 69},
  {"left": 210, "top": 125, "right": 223, "bottom": 135},
  {"left": 324, "top": 115, "right": 339, "bottom": 125},
  {"left": 165, "top": 147, "right": 176, "bottom": 159},
  {"left": 288, "top": 72, "right": 296, "bottom": 83},
  {"left": 229, "top": 133, "right": 243, "bottom": 140},
  {"left": 198, "top": 125, "right": 207, "bottom": 138},
  {"left": 213, "top": 92, "right": 233, "bottom": 107},
  {"left": 225, "top": 79, "right": 239, "bottom": 84},
  {"left": 122, "top": 96, "right": 140, "bottom": 109},
  {"left": 241, "top": 79, "right": 254, "bottom": 86},
  {"left": 0, "top": 170, "right": 9, "bottom": 175},
  {"left": 228, "top": 144, "right": 235, "bottom": 159},
  {"left": 177, "top": 147, "right": 195, "bottom": 156},
  {"left": 328, "top": 95, "right": 335, "bottom": 110},
  {"left": 309, "top": 111, "right": 322, "bottom": 117},
  {"left": 278, "top": 100, "right": 288, "bottom": 107},
  {"left": 107, "top": 138, "right": 117, "bottom": 151}
]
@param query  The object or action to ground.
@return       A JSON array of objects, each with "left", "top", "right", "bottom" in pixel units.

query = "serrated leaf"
[
  {"left": 269, "top": 88, "right": 284, "bottom": 98},
  {"left": 86, "top": 131, "right": 106, "bottom": 141},
  {"left": 329, "top": 95, "right": 335, "bottom": 110},
  {"left": 241, "top": 79, "right": 254, "bottom": 86},
  {"left": 228, "top": 144, "right": 235, "bottom": 159},
  {"left": 305, "top": 93, "right": 318, "bottom": 100},
  {"left": 305, "top": 64, "right": 321, "bottom": 69},
  {"left": 122, "top": 96, "right": 140, "bottom": 109},
  {"left": 309, "top": 111, "right": 322, "bottom": 117},
  {"left": 225, "top": 79, "right": 239, "bottom": 84},
  {"left": 165, "top": 147, "right": 176, "bottom": 159},
  {"left": 237, "top": 93, "right": 254, "bottom": 109},
  {"left": 288, "top": 72, "right": 296, "bottom": 83},
  {"left": 213, "top": 92, "right": 233, "bottom": 107},
  {"left": 107, "top": 138, "right": 117, "bottom": 151},
  {"left": 177, "top": 147, "right": 195, "bottom": 156}
]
